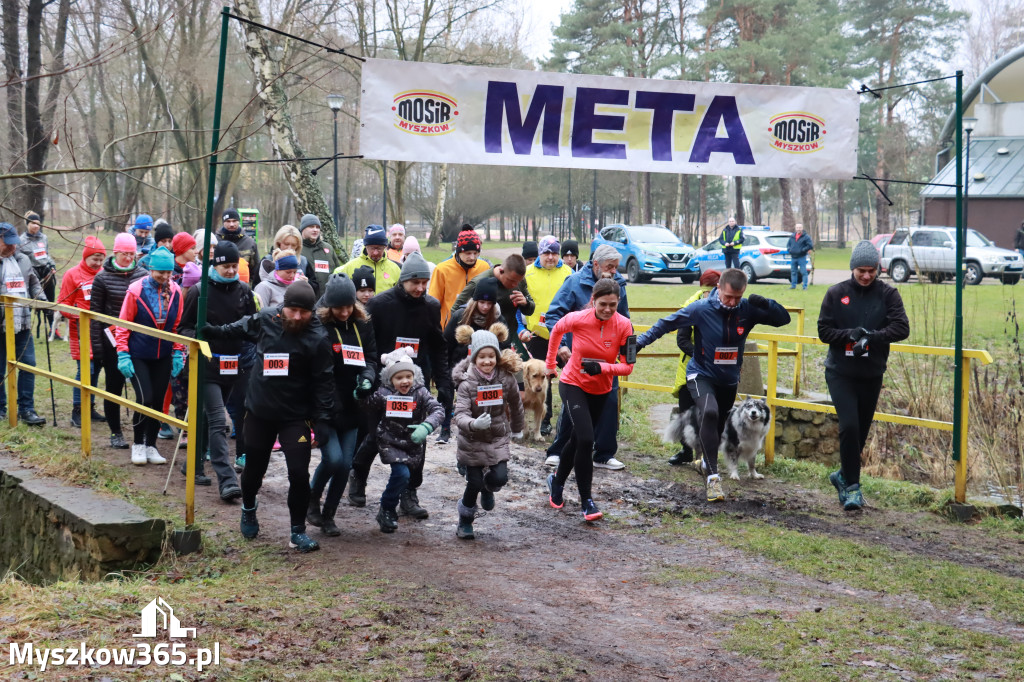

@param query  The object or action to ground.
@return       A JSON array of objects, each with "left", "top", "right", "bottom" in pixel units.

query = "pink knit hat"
[
  {"left": 402, "top": 235, "right": 420, "bottom": 256},
  {"left": 113, "top": 232, "right": 137, "bottom": 253}
]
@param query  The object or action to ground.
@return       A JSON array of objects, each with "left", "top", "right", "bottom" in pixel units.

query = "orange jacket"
[
  {"left": 428, "top": 254, "right": 490, "bottom": 328},
  {"left": 58, "top": 260, "right": 102, "bottom": 360}
]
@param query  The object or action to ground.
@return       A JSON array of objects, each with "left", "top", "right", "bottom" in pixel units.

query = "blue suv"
[{"left": 592, "top": 224, "right": 699, "bottom": 283}]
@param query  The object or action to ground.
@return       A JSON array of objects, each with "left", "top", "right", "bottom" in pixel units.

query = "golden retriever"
[{"left": 521, "top": 358, "right": 550, "bottom": 440}]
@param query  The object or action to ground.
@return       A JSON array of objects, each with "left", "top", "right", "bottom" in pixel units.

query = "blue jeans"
[
  {"left": 790, "top": 255, "right": 809, "bottom": 288},
  {"left": 0, "top": 329, "right": 37, "bottom": 412},
  {"left": 380, "top": 462, "right": 411, "bottom": 510},
  {"left": 311, "top": 426, "right": 358, "bottom": 510},
  {"left": 73, "top": 359, "right": 101, "bottom": 407}
]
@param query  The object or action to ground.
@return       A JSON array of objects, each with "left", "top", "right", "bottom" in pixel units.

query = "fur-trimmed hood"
[{"left": 451, "top": 347, "right": 521, "bottom": 384}]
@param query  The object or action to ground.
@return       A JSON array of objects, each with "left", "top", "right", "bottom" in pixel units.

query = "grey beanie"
[
  {"left": 850, "top": 240, "right": 880, "bottom": 270},
  {"left": 468, "top": 329, "right": 500, "bottom": 364},
  {"left": 322, "top": 273, "right": 356, "bottom": 307},
  {"left": 399, "top": 252, "right": 431, "bottom": 282},
  {"left": 592, "top": 243, "right": 619, "bottom": 264},
  {"left": 299, "top": 214, "right": 321, "bottom": 232}
]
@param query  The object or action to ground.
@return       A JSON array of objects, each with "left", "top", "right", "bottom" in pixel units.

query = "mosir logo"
[
  {"left": 393, "top": 90, "right": 458, "bottom": 135},
  {"left": 769, "top": 112, "right": 825, "bottom": 153}
]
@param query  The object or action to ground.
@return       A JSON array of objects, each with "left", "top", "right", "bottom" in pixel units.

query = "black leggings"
[
  {"left": 825, "top": 369, "right": 883, "bottom": 486},
  {"left": 132, "top": 355, "right": 173, "bottom": 446},
  {"left": 463, "top": 461, "right": 509, "bottom": 507},
  {"left": 686, "top": 376, "right": 738, "bottom": 476},
  {"left": 555, "top": 382, "right": 609, "bottom": 502},
  {"left": 101, "top": 338, "right": 127, "bottom": 435},
  {"left": 527, "top": 335, "right": 554, "bottom": 422},
  {"left": 241, "top": 415, "right": 312, "bottom": 529}
]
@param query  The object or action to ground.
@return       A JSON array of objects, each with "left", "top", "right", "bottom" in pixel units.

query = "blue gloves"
[
  {"left": 408, "top": 422, "right": 434, "bottom": 444},
  {"left": 117, "top": 351, "right": 135, "bottom": 379},
  {"left": 171, "top": 350, "right": 186, "bottom": 378}
]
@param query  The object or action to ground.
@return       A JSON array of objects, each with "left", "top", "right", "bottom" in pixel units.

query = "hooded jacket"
[
  {"left": 336, "top": 251, "right": 402, "bottom": 293},
  {"left": 318, "top": 305, "right": 378, "bottom": 430},
  {"left": 178, "top": 271, "right": 259, "bottom": 384},
  {"left": 786, "top": 231, "right": 815, "bottom": 258},
  {"left": 57, "top": 255, "right": 103, "bottom": 360},
  {"left": 252, "top": 260, "right": 296, "bottom": 309},
  {"left": 637, "top": 289, "right": 791, "bottom": 386},
  {"left": 428, "top": 253, "right": 490, "bottom": 328},
  {"left": 251, "top": 253, "right": 318, "bottom": 296},
  {"left": 443, "top": 307, "right": 510, "bottom": 369},
  {"left": 113, "top": 276, "right": 186, "bottom": 359},
  {"left": 89, "top": 256, "right": 147, "bottom": 358},
  {"left": 523, "top": 258, "right": 573, "bottom": 339},
  {"left": 818, "top": 275, "right": 910, "bottom": 378},
  {"left": 452, "top": 350, "right": 525, "bottom": 467},
  {"left": 366, "top": 283, "right": 451, "bottom": 394},
  {"left": 216, "top": 226, "right": 259, "bottom": 275},
  {"left": 302, "top": 235, "right": 342, "bottom": 293},
  {"left": 203, "top": 305, "right": 334, "bottom": 423},
  {"left": 451, "top": 267, "right": 536, "bottom": 359},
  {"left": 364, "top": 362, "right": 443, "bottom": 465}
]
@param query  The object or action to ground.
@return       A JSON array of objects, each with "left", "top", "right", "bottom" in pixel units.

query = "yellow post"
[
  {"left": 79, "top": 310, "right": 92, "bottom": 458},
  {"left": 793, "top": 310, "right": 805, "bottom": 397},
  {"left": 185, "top": 345, "right": 199, "bottom": 526},
  {"left": 4, "top": 299, "right": 15, "bottom": 427},
  {"left": 765, "top": 339, "right": 779, "bottom": 464},
  {"left": 955, "top": 357, "right": 971, "bottom": 503}
]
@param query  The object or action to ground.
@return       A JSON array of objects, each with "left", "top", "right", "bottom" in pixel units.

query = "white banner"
[{"left": 359, "top": 58, "right": 859, "bottom": 180}]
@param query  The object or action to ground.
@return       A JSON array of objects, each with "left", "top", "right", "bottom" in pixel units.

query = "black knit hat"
[
  {"left": 352, "top": 265, "right": 376, "bottom": 291},
  {"left": 153, "top": 221, "right": 174, "bottom": 244},
  {"left": 323, "top": 273, "right": 356, "bottom": 307},
  {"left": 283, "top": 280, "right": 316, "bottom": 311},
  {"left": 223, "top": 208, "right": 240, "bottom": 222},
  {"left": 213, "top": 240, "right": 240, "bottom": 265},
  {"left": 474, "top": 276, "right": 498, "bottom": 302},
  {"left": 522, "top": 240, "right": 538, "bottom": 260},
  {"left": 561, "top": 239, "right": 579, "bottom": 257}
]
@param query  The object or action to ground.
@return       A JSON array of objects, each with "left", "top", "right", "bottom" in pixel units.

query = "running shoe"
[
  {"left": 130, "top": 445, "right": 147, "bottom": 466},
  {"left": 581, "top": 498, "right": 603, "bottom": 522},
  {"left": 145, "top": 446, "right": 167, "bottom": 464},
  {"left": 843, "top": 484, "right": 864, "bottom": 511},
  {"left": 829, "top": 470, "right": 848, "bottom": 506},
  {"left": 544, "top": 455, "right": 560, "bottom": 467},
  {"left": 706, "top": 474, "right": 725, "bottom": 502},
  {"left": 240, "top": 503, "right": 259, "bottom": 539},
  {"left": 157, "top": 423, "right": 175, "bottom": 440},
  {"left": 288, "top": 527, "right": 320, "bottom": 552},
  {"left": 593, "top": 457, "right": 625, "bottom": 470},
  {"left": 547, "top": 473, "right": 564, "bottom": 509}
]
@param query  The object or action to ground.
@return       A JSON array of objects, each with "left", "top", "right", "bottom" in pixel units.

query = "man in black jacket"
[
  {"left": 203, "top": 280, "right": 334, "bottom": 552},
  {"left": 348, "top": 253, "right": 449, "bottom": 519},
  {"left": 719, "top": 217, "right": 743, "bottom": 270},
  {"left": 818, "top": 241, "right": 910, "bottom": 511},
  {"left": 217, "top": 208, "right": 259, "bottom": 277}
]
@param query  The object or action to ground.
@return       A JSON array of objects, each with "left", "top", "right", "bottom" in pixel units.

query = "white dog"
[{"left": 663, "top": 398, "right": 772, "bottom": 481}]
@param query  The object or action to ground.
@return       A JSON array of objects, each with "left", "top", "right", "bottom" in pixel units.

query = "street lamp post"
[
  {"left": 326, "top": 93, "right": 345, "bottom": 238},
  {"left": 962, "top": 117, "right": 976, "bottom": 232}
]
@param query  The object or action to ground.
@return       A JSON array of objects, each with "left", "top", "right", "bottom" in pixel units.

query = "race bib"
[
  {"left": 341, "top": 344, "right": 365, "bottom": 367},
  {"left": 476, "top": 384, "right": 503, "bottom": 407},
  {"left": 385, "top": 395, "right": 414, "bottom": 418},
  {"left": 314, "top": 260, "right": 330, "bottom": 273},
  {"left": 82, "top": 282, "right": 93, "bottom": 301},
  {"left": 713, "top": 346, "right": 739, "bottom": 365},
  {"left": 4, "top": 277, "right": 26, "bottom": 296},
  {"left": 395, "top": 337, "right": 419, "bottom": 358},
  {"left": 844, "top": 342, "right": 869, "bottom": 357},
  {"left": 33, "top": 243, "right": 46, "bottom": 261},
  {"left": 219, "top": 355, "right": 239, "bottom": 375},
  {"left": 263, "top": 352, "right": 289, "bottom": 376}
]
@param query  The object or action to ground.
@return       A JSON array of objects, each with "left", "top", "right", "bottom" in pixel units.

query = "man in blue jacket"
[
  {"left": 543, "top": 244, "right": 630, "bottom": 470},
  {"left": 719, "top": 218, "right": 743, "bottom": 270},
  {"left": 786, "top": 224, "right": 814, "bottom": 290},
  {"left": 637, "top": 268, "right": 790, "bottom": 502}
]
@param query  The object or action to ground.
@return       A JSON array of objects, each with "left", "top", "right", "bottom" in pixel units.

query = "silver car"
[{"left": 881, "top": 226, "right": 1023, "bottom": 285}]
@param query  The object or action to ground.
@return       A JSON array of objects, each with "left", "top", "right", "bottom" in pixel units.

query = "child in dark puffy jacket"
[
  {"left": 451, "top": 323, "right": 525, "bottom": 539},
  {"left": 364, "top": 348, "right": 443, "bottom": 534}
]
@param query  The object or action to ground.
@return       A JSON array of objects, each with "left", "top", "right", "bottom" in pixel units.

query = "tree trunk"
[
  {"left": 698, "top": 175, "right": 707, "bottom": 244},
  {"left": 750, "top": 178, "right": 762, "bottom": 224},
  {"left": 427, "top": 163, "right": 448, "bottom": 247},
  {"left": 799, "top": 178, "right": 817, "bottom": 241},
  {"left": 642, "top": 171, "right": 652, "bottom": 223},
  {"left": 734, "top": 176, "right": 745, "bottom": 224},
  {"left": 233, "top": 0, "right": 345, "bottom": 260},
  {"left": 778, "top": 178, "right": 795, "bottom": 230},
  {"left": 836, "top": 181, "right": 846, "bottom": 248}
]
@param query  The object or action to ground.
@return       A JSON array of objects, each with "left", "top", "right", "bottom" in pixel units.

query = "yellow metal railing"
[{"left": 2, "top": 296, "right": 211, "bottom": 525}]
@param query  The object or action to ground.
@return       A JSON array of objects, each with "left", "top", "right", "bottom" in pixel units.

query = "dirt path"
[{"left": 97, "top": 427, "right": 1024, "bottom": 679}]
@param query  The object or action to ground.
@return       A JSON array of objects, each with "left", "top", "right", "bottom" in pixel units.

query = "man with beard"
[
  {"left": 217, "top": 208, "right": 260, "bottom": 276},
  {"left": 347, "top": 253, "right": 449, "bottom": 519},
  {"left": 429, "top": 227, "right": 489, "bottom": 329},
  {"left": 543, "top": 244, "right": 629, "bottom": 469},
  {"left": 637, "top": 268, "right": 790, "bottom": 502},
  {"left": 203, "top": 280, "right": 334, "bottom": 553}
]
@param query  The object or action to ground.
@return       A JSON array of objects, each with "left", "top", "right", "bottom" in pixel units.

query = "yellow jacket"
[
  {"left": 336, "top": 252, "right": 402, "bottom": 293},
  {"left": 522, "top": 262, "right": 573, "bottom": 339},
  {"left": 429, "top": 255, "right": 490, "bottom": 328}
]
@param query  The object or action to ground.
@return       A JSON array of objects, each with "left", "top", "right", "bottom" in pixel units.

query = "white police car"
[{"left": 690, "top": 226, "right": 812, "bottom": 283}]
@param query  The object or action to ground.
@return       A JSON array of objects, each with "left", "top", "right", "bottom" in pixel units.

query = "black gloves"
[
  {"left": 581, "top": 360, "right": 602, "bottom": 376},
  {"left": 748, "top": 294, "right": 769, "bottom": 309},
  {"left": 201, "top": 324, "right": 222, "bottom": 340},
  {"left": 851, "top": 337, "right": 870, "bottom": 357},
  {"left": 848, "top": 327, "right": 870, "bottom": 342}
]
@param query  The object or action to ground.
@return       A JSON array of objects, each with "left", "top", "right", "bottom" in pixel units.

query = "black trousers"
[
  {"left": 825, "top": 369, "right": 883, "bottom": 486},
  {"left": 686, "top": 376, "right": 738, "bottom": 476},
  {"left": 100, "top": 337, "right": 128, "bottom": 436},
  {"left": 555, "top": 382, "right": 609, "bottom": 502},
  {"left": 132, "top": 355, "right": 173, "bottom": 446},
  {"left": 463, "top": 461, "right": 509, "bottom": 507},
  {"left": 723, "top": 250, "right": 740, "bottom": 270},
  {"left": 241, "top": 415, "right": 312, "bottom": 530}
]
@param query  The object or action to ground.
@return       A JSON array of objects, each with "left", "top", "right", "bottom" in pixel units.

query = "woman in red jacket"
[
  {"left": 544, "top": 278, "right": 634, "bottom": 522},
  {"left": 58, "top": 236, "right": 107, "bottom": 427}
]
